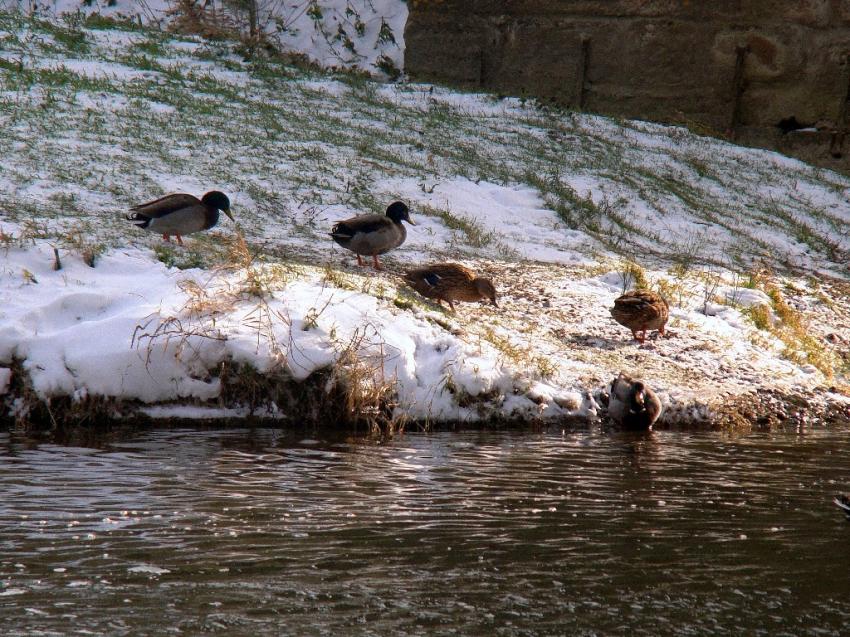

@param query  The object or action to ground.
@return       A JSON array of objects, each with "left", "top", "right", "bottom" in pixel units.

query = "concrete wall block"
[
  {"left": 405, "top": 1, "right": 850, "bottom": 172},
  {"left": 411, "top": 0, "right": 834, "bottom": 22}
]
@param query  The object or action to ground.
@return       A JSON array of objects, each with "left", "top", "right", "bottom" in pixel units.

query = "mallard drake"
[
  {"left": 126, "top": 191, "right": 233, "bottom": 246},
  {"left": 330, "top": 201, "right": 415, "bottom": 270},
  {"left": 835, "top": 494, "right": 850, "bottom": 519},
  {"left": 610, "top": 289, "right": 669, "bottom": 343},
  {"left": 403, "top": 262, "right": 498, "bottom": 311},
  {"left": 607, "top": 372, "right": 663, "bottom": 429}
]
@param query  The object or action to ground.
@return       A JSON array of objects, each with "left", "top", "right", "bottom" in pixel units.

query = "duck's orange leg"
[
  {"left": 162, "top": 234, "right": 171, "bottom": 242},
  {"left": 372, "top": 255, "right": 383, "bottom": 270},
  {"left": 176, "top": 234, "right": 184, "bottom": 246},
  {"left": 356, "top": 255, "right": 364, "bottom": 267}
]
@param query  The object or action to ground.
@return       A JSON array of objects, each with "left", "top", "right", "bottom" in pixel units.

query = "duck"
[
  {"left": 610, "top": 289, "right": 669, "bottom": 343},
  {"left": 126, "top": 191, "right": 233, "bottom": 245},
  {"left": 330, "top": 201, "right": 415, "bottom": 270},
  {"left": 607, "top": 372, "right": 663, "bottom": 429},
  {"left": 835, "top": 494, "right": 850, "bottom": 519},
  {"left": 403, "top": 263, "right": 498, "bottom": 311}
]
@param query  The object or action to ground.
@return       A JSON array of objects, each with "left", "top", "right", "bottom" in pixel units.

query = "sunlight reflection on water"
[{"left": 1, "top": 426, "right": 849, "bottom": 636}]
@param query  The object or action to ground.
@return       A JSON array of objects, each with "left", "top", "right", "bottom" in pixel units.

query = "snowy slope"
[
  {"left": 1, "top": 240, "right": 563, "bottom": 422},
  {"left": 0, "top": 12, "right": 848, "bottom": 426},
  {"left": 0, "top": 0, "right": 408, "bottom": 75}
]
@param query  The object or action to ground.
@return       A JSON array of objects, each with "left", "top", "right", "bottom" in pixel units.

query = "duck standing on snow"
[
  {"left": 330, "top": 201, "right": 415, "bottom": 270},
  {"left": 610, "top": 289, "right": 669, "bottom": 343},
  {"left": 607, "top": 372, "right": 663, "bottom": 429},
  {"left": 403, "top": 263, "right": 498, "bottom": 312},
  {"left": 126, "top": 191, "right": 233, "bottom": 245}
]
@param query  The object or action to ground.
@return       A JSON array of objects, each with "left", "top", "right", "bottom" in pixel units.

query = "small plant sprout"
[
  {"left": 617, "top": 260, "right": 648, "bottom": 294},
  {"left": 699, "top": 267, "right": 723, "bottom": 315},
  {"left": 377, "top": 19, "right": 396, "bottom": 46}
]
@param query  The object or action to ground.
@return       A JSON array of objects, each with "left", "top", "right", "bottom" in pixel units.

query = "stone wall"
[{"left": 404, "top": 0, "right": 850, "bottom": 171}]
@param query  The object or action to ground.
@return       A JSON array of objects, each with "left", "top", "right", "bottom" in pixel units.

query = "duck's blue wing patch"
[{"left": 424, "top": 272, "right": 442, "bottom": 286}]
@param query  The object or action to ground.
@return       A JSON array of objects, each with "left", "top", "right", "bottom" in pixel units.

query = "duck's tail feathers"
[
  {"left": 126, "top": 212, "right": 151, "bottom": 229},
  {"left": 330, "top": 222, "right": 354, "bottom": 240}
]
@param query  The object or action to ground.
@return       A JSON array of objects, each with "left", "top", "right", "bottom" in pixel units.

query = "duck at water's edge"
[
  {"left": 330, "top": 201, "right": 415, "bottom": 270},
  {"left": 403, "top": 262, "right": 498, "bottom": 312},
  {"left": 607, "top": 372, "right": 663, "bottom": 429},
  {"left": 126, "top": 191, "right": 233, "bottom": 245}
]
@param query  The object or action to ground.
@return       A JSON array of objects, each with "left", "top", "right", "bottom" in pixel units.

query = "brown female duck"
[
  {"left": 610, "top": 289, "right": 669, "bottom": 343},
  {"left": 607, "top": 372, "right": 663, "bottom": 429},
  {"left": 126, "top": 191, "right": 233, "bottom": 245},
  {"left": 330, "top": 201, "right": 415, "bottom": 270},
  {"left": 403, "top": 262, "right": 498, "bottom": 312}
]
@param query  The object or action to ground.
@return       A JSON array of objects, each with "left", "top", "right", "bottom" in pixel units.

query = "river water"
[{"left": 1, "top": 426, "right": 849, "bottom": 636}]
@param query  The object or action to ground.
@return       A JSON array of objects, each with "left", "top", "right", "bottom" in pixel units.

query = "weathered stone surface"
[
  {"left": 409, "top": 0, "right": 838, "bottom": 23},
  {"left": 406, "top": 0, "right": 850, "bottom": 171}
]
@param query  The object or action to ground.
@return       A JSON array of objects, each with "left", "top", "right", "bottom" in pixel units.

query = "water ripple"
[{"left": 1, "top": 427, "right": 849, "bottom": 635}]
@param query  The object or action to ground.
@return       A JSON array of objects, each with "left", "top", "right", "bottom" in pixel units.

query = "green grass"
[
  {"left": 82, "top": 13, "right": 140, "bottom": 31},
  {"left": 0, "top": 9, "right": 847, "bottom": 282},
  {"left": 419, "top": 203, "right": 495, "bottom": 248},
  {"left": 154, "top": 244, "right": 209, "bottom": 270}
]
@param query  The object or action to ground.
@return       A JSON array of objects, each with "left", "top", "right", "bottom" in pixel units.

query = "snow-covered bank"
[
  {"left": 1, "top": 225, "right": 847, "bottom": 429},
  {"left": 0, "top": 12, "right": 848, "bottom": 429},
  {"left": 0, "top": 0, "right": 408, "bottom": 76},
  {"left": 0, "top": 235, "right": 594, "bottom": 425}
]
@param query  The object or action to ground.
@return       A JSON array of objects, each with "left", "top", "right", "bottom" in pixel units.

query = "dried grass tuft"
[
  {"left": 133, "top": 232, "right": 292, "bottom": 373},
  {"left": 617, "top": 259, "right": 648, "bottom": 294},
  {"left": 61, "top": 228, "right": 105, "bottom": 267},
  {"left": 166, "top": 0, "right": 238, "bottom": 40},
  {"left": 129, "top": 232, "right": 402, "bottom": 432},
  {"left": 326, "top": 325, "right": 404, "bottom": 435}
]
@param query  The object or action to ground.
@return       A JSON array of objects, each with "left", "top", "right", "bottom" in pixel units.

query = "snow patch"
[
  {"left": 139, "top": 405, "right": 256, "bottom": 419},
  {"left": 10, "top": 0, "right": 409, "bottom": 75},
  {"left": 384, "top": 177, "right": 594, "bottom": 264}
]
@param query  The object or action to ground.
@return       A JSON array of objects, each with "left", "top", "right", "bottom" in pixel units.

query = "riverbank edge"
[{"left": 3, "top": 359, "right": 848, "bottom": 433}]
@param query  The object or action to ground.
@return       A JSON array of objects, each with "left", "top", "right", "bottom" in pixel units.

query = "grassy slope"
[
  {"left": 2, "top": 12, "right": 849, "bottom": 270},
  {"left": 0, "top": 11, "right": 848, "bottom": 425}
]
